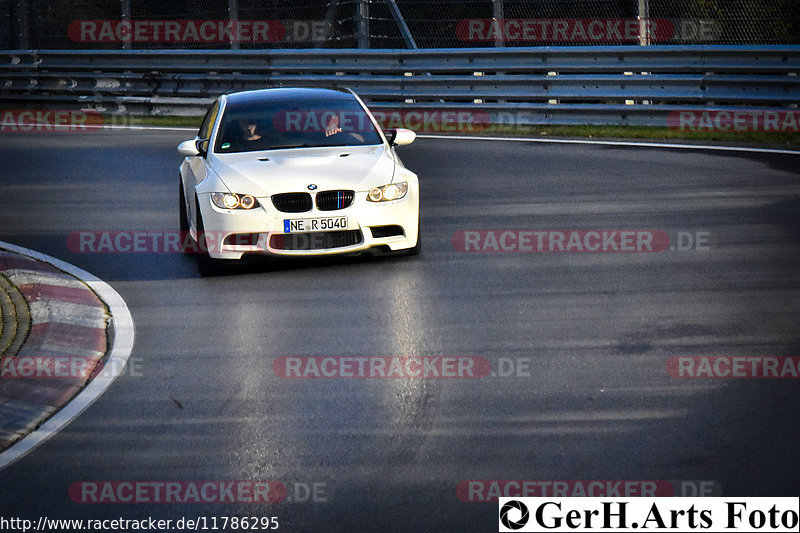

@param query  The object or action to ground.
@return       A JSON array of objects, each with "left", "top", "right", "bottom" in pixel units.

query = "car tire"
[
  {"left": 194, "top": 195, "right": 225, "bottom": 275},
  {"left": 399, "top": 216, "right": 421, "bottom": 256},
  {"left": 179, "top": 177, "right": 189, "bottom": 233}
]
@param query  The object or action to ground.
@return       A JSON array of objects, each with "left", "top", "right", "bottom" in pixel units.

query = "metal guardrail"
[{"left": 1, "top": 46, "right": 799, "bottom": 126}]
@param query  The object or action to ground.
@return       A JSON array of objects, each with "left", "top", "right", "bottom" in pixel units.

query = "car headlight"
[
  {"left": 367, "top": 182, "right": 408, "bottom": 202},
  {"left": 210, "top": 193, "right": 260, "bottom": 210}
]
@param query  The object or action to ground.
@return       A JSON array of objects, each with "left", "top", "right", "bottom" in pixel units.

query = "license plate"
[{"left": 284, "top": 216, "right": 347, "bottom": 233}]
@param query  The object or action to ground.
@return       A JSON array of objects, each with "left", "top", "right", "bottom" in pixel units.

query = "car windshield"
[{"left": 214, "top": 96, "right": 383, "bottom": 154}]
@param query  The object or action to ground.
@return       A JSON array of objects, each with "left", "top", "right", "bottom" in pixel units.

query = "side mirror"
[
  {"left": 178, "top": 138, "right": 209, "bottom": 157},
  {"left": 178, "top": 139, "right": 200, "bottom": 157},
  {"left": 384, "top": 128, "right": 416, "bottom": 146}
]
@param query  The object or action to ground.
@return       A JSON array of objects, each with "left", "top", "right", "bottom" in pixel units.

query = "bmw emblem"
[{"left": 307, "top": 184, "right": 318, "bottom": 190}]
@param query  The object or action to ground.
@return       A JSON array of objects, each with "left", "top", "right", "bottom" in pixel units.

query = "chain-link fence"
[{"left": 2, "top": 0, "right": 799, "bottom": 49}]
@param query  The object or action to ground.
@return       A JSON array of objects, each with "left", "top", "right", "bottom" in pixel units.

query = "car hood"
[{"left": 210, "top": 144, "right": 397, "bottom": 196}]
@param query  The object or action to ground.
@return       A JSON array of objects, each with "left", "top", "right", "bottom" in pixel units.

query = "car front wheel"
[
  {"left": 194, "top": 195, "right": 225, "bottom": 275},
  {"left": 179, "top": 177, "right": 189, "bottom": 233},
  {"left": 398, "top": 215, "right": 421, "bottom": 256}
]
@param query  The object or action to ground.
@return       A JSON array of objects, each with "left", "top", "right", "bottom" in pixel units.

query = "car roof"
[{"left": 223, "top": 87, "right": 355, "bottom": 108}]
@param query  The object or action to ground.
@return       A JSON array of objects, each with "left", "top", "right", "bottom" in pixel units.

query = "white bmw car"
[{"left": 178, "top": 87, "right": 419, "bottom": 265}]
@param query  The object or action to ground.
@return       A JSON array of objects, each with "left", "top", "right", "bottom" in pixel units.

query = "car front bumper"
[{"left": 196, "top": 187, "right": 419, "bottom": 260}]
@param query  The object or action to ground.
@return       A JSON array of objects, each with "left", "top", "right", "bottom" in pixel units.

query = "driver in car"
[{"left": 240, "top": 120, "right": 262, "bottom": 141}]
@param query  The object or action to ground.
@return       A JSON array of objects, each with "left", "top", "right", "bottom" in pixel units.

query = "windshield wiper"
[{"left": 265, "top": 143, "right": 313, "bottom": 150}]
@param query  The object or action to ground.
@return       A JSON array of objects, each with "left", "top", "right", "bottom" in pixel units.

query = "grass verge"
[
  {"left": 487, "top": 124, "right": 800, "bottom": 146},
  {"left": 107, "top": 116, "right": 800, "bottom": 147}
]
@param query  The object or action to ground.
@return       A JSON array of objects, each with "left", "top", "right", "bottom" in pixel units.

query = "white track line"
[
  {"left": 417, "top": 134, "right": 800, "bottom": 156},
  {"left": 0, "top": 241, "right": 135, "bottom": 471}
]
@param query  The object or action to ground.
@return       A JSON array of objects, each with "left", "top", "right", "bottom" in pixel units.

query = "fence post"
[
  {"left": 121, "top": 0, "right": 131, "bottom": 49},
  {"left": 315, "top": 0, "right": 340, "bottom": 48},
  {"left": 386, "top": 0, "right": 417, "bottom": 49},
  {"left": 638, "top": 0, "right": 650, "bottom": 45},
  {"left": 15, "top": 0, "right": 30, "bottom": 49},
  {"left": 493, "top": 0, "right": 504, "bottom": 47},
  {"left": 229, "top": 0, "right": 239, "bottom": 49},
  {"left": 355, "top": 0, "right": 370, "bottom": 48}
]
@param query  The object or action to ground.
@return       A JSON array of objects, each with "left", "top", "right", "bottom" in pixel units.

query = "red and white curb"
[{"left": 0, "top": 241, "right": 134, "bottom": 470}]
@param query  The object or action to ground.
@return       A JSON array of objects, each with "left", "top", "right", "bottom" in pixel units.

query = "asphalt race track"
[{"left": 1, "top": 129, "right": 799, "bottom": 531}]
